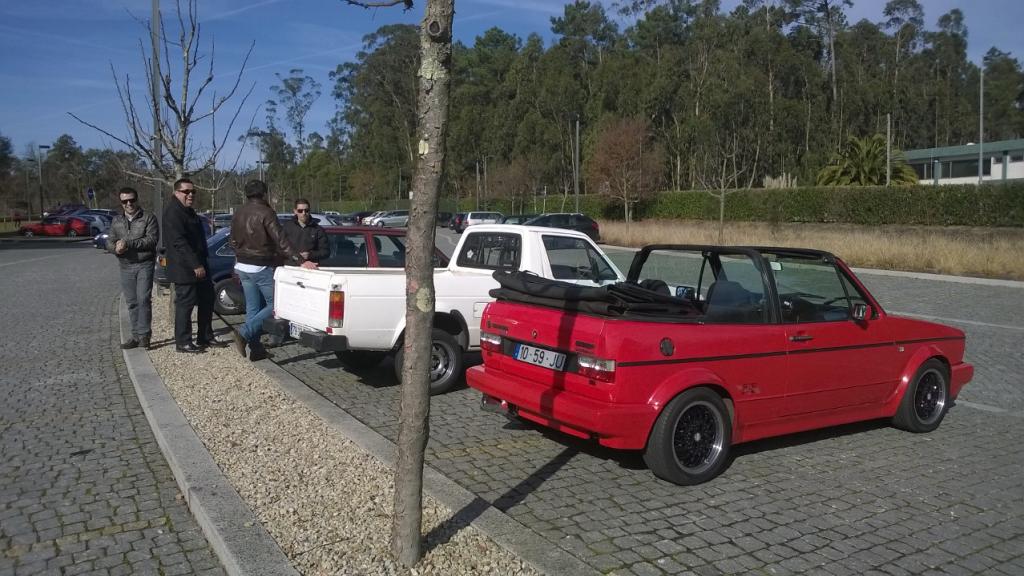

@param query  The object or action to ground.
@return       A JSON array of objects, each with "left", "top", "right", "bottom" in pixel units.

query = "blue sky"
[{"left": 1, "top": 0, "right": 1021, "bottom": 170}]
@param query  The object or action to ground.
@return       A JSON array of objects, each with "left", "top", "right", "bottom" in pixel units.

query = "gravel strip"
[{"left": 146, "top": 292, "right": 540, "bottom": 576}]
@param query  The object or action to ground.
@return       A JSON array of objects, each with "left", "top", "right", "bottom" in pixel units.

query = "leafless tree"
[
  {"left": 587, "top": 117, "right": 664, "bottom": 223},
  {"left": 69, "top": 0, "right": 256, "bottom": 186},
  {"left": 342, "top": 0, "right": 454, "bottom": 568}
]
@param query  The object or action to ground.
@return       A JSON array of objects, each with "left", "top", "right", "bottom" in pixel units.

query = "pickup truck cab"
[
  {"left": 264, "top": 224, "right": 624, "bottom": 394},
  {"left": 467, "top": 244, "right": 973, "bottom": 485}
]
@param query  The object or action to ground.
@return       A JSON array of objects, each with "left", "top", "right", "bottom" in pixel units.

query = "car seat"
[{"left": 703, "top": 280, "right": 757, "bottom": 323}]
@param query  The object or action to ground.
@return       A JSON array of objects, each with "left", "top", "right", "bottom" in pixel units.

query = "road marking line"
[
  {"left": 890, "top": 311, "right": 1024, "bottom": 332},
  {"left": 0, "top": 254, "right": 64, "bottom": 268},
  {"left": 956, "top": 400, "right": 1007, "bottom": 413}
]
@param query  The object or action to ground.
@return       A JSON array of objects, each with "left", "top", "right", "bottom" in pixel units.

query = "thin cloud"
[{"left": 206, "top": 0, "right": 289, "bottom": 22}]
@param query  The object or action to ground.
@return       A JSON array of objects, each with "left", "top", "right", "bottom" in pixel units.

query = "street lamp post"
[{"left": 36, "top": 145, "right": 51, "bottom": 216}]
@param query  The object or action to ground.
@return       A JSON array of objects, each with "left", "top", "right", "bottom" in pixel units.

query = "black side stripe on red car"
[{"left": 617, "top": 336, "right": 965, "bottom": 368}]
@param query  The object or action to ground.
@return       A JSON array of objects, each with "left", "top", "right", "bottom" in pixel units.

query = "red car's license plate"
[{"left": 513, "top": 343, "right": 566, "bottom": 371}]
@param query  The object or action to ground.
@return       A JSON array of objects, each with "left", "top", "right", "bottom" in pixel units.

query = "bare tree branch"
[{"left": 341, "top": 0, "right": 414, "bottom": 9}]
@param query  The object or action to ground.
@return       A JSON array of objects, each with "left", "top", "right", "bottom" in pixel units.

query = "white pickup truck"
[{"left": 263, "top": 224, "right": 624, "bottom": 394}]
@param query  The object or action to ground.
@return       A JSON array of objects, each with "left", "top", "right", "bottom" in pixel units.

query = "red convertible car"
[
  {"left": 19, "top": 216, "right": 91, "bottom": 237},
  {"left": 467, "top": 245, "right": 973, "bottom": 485}
]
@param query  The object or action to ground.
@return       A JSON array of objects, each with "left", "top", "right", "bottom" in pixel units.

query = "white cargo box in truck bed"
[{"left": 264, "top": 224, "right": 623, "bottom": 394}]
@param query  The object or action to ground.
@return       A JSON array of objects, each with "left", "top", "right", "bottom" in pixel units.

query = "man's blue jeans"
[{"left": 237, "top": 267, "right": 275, "bottom": 345}]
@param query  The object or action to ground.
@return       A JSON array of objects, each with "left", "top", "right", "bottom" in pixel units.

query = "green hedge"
[
  {"left": 638, "top": 182, "right": 1024, "bottom": 227},
  {"left": 320, "top": 182, "right": 1024, "bottom": 227}
]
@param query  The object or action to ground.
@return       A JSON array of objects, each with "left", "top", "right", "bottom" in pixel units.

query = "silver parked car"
[
  {"left": 459, "top": 211, "right": 503, "bottom": 232},
  {"left": 375, "top": 210, "right": 409, "bottom": 227}
]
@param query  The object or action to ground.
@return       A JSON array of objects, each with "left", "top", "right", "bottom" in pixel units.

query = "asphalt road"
[
  {"left": 0, "top": 241, "right": 224, "bottom": 575},
  {"left": 259, "top": 226, "right": 1024, "bottom": 575}
]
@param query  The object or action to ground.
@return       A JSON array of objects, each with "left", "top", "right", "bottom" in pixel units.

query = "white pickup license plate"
[
  {"left": 288, "top": 322, "right": 312, "bottom": 339},
  {"left": 513, "top": 343, "right": 566, "bottom": 371}
]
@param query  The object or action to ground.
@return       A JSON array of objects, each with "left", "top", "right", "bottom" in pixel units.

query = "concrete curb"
[
  {"left": 599, "top": 244, "right": 1024, "bottom": 288},
  {"left": 256, "top": 360, "right": 598, "bottom": 576},
  {"left": 118, "top": 298, "right": 299, "bottom": 576}
]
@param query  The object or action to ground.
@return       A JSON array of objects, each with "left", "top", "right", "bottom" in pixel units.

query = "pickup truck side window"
[
  {"left": 456, "top": 233, "right": 521, "bottom": 271},
  {"left": 772, "top": 255, "right": 852, "bottom": 323},
  {"left": 322, "top": 233, "right": 368, "bottom": 267},
  {"left": 542, "top": 235, "right": 618, "bottom": 282}
]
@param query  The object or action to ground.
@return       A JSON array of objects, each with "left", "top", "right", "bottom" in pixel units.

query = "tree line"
[{"left": 247, "top": 0, "right": 1022, "bottom": 216}]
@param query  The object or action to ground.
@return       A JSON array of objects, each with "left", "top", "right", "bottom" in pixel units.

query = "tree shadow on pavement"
[{"left": 422, "top": 445, "right": 578, "bottom": 555}]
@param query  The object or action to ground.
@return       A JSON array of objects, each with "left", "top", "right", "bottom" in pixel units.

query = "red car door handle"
[{"left": 789, "top": 334, "right": 814, "bottom": 342}]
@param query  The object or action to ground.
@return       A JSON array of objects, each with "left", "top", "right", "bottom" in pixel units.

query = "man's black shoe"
[
  {"left": 121, "top": 339, "right": 140, "bottom": 350},
  {"left": 175, "top": 343, "right": 205, "bottom": 354},
  {"left": 140, "top": 335, "right": 151, "bottom": 350},
  {"left": 197, "top": 337, "right": 230, "bottom": 348},
  {"left": 249, "top": 347, "right": 270, "bottom": 362}
]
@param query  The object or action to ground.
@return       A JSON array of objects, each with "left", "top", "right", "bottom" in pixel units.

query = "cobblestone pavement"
[
  {"left": 241, "top": 242, "right": 1024, "bottom": 575},
  {"left": 0, "top": 244, "right": 224, "bottom": 576}
]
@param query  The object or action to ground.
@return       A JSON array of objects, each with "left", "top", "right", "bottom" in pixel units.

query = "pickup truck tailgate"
[{"left": 273, "top": 267, "right": 339, "bottom": 331}]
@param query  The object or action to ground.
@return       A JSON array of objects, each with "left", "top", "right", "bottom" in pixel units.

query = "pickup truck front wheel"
[
  {"left": 644, "top": 388, "right": 732, "bottom": 485},
  {"left": 393, "top": 329, "right": 463, "bottom": 395},
  {"left": 335, "top": 351, "right": 386, "bottom": 370}
]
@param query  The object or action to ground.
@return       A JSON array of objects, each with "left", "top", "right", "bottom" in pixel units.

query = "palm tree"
[{"left": 816, "top": 134, "right": 918, "bottom": 186}]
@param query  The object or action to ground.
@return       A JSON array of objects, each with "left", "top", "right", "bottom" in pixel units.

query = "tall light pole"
[
  {"left": 37, "top": 145, "right": 51, "bottom": 215},
  {"left": 572, "top": 115, "right": 580, "bottom": 213},
  {"left": 978, "top": 66, "right": 985, "bottom": 185}
]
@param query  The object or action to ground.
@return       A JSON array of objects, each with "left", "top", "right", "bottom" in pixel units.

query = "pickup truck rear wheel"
[
  {"left": 393, "top": 329, "right": 463, "bottom": 395},
  {"left": 335, "top": 351, "right": 386, "bottom": 370},
  {"left": 644, "top": 388, "right": 732, "bottom": 485}
]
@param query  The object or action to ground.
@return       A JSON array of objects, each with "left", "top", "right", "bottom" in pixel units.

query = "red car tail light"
[
  {"left": 577, "top": 354, "right": 616, "bottom": 382},
  {"left": 480, "top": 330, "right": 502, "bottom": 352},
  {"left": 328, "top": 290, "right": 344, "bottom": 329}
]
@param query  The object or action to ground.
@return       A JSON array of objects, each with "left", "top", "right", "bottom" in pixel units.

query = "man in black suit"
[{"left": 162, "top": 177, "right": 228, "bottom": 353}]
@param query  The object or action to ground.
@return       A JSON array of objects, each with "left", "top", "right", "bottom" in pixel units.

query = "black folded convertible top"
[{"left": 490, "top": 271, "right": 701, "bottom": 319}]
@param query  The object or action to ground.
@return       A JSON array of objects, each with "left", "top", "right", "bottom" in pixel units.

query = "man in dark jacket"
[
  {"left": 162, "top": 178, "right": 228, "bottom": 353},
  {"left": 230, "top": 180, "right": 316, "bottom": 361},
  {"left": 281, "top": 198, "right": 329, "bottom": 264},
  {"left": 108, "top": 186, "right": 159, "bottom": 350}
]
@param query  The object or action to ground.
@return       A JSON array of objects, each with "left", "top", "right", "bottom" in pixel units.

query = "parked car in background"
[
  {"left": 450, "top": 212, "right": 465, "bottom": 231},
  {"left": 375, "top": 210, "right": 409, "bottom": 227},
  {"left": 93, "top": 228, "right": 111, "bottom": 249},
  {"left": 19, "top": 216, "right": 91, "bottom": 237},
  {"left": 349, "top": 210, "right": 375, "bottom": 225},
  {"left": 75, "top": 213, "right": 112, "bottom": 236},
  {"left": 524, "top": 213, "right": 601, "bottom": 242},
  {"left": 210, "top": 212, "right": 233, "bottom": 230},
  {"left": 362, "top": 211, "right": 387, "bottom": 225},
  {"left": 437, "top": 211, "right": 453, "bottom": 227},
  {"left": 275, "top": 212, "right": 340, "bottom": 226},
  {"left": 154, "top": 227, "right": 243, "bottom": 314},
  {"left": 501, "top": 214, "right": 539, "bottom": 225},
  {"left": 455, "top": 211, "right": 503, "bottom": 233}
]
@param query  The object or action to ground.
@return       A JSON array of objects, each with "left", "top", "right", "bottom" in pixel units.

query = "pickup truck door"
[{"left": 774, "top": 256, "right": 899, "bottom": 415}]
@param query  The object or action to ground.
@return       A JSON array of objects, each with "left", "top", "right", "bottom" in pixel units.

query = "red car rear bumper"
[{"left": 466, "top": 365, "right": 657, "bottom": 450}]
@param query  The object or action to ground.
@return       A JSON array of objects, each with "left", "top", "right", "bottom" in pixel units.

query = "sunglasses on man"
[{"left": 121, "top": 198, "right": 138, "bottom": 205}]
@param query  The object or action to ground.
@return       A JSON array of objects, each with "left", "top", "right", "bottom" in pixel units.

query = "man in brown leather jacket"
[{"left": 230, "top": 180, "right": 317, "bottom": 360}]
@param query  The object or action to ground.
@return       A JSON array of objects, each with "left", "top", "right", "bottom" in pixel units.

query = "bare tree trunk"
[{"left": 391, "top": 0, "right": 453, "bottom": 568}]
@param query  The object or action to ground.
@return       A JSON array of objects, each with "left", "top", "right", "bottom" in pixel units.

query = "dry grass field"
[{"left": 599, "top": 220, "right": 1024, "bottom": 280}]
